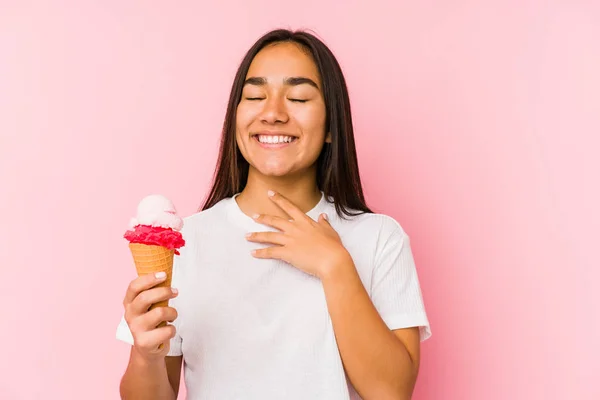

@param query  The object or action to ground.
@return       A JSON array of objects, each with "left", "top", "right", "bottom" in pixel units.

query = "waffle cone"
[{"left": 128, "top": 243, "right": 174, "bottom": 328}]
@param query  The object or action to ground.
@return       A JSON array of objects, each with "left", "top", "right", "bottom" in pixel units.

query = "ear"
[{"left": 325, "top": 132, "right": 332, "bottom": 143}]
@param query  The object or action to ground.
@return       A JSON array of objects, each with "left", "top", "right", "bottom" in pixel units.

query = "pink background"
[{"left": 1, "top": 1, "right": 598, "bottom": 399}]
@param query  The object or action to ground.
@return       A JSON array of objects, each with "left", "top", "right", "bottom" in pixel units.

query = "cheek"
[
  {"left": 296, "top": 104, "right": 326, "bottom": 132},
  {"left": 235, "top": 105, "right": 247, "bottom": 128},
  {"left": 235, "top": 107, "right": 252, "bottom": 156},
  {"left": 235, "top": 130, "right": 246, "bottom": 154},
  {"left": 236, "top": 103, "right": 259, "bottom": 127}
]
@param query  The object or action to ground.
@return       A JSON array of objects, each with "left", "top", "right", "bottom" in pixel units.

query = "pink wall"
[{"left": 1, "top": 1, "right": 598, "bottom": 399}]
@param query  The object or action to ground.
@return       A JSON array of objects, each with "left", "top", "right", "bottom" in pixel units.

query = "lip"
[
  {"left": 252, "top": 131, "right": 298, "bottom": 149},
  {"left": 251, "top": 131, "right": 298, "bottom": 138}
]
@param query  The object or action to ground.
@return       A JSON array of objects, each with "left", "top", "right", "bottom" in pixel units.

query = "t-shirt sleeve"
[
  {"left": 370, "top": 224, "right": 432, "bottom": 342},
  {"left": 115, "top": 254, "right": 184, "bottom": 356}
]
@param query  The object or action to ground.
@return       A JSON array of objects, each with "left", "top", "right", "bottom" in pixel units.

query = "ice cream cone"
[{"left": 128, "top": 243, "right": 174, "bottom": 328}]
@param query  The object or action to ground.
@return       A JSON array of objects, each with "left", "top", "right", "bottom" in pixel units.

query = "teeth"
[{"left": 257, "top": 135, "right": 295, "bottom": 144}]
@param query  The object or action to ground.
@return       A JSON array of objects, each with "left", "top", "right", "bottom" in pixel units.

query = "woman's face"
[{"left": 235, "top": 42, "right": 330, "bottom": 179}]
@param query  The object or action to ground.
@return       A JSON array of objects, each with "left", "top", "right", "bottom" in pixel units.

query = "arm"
[
  {"left": 120, "top": 349, "right": 182, "bottom": 399},
  {"left": 244, "top": 192, "right": 427, "bottom": 398},
  {"left": 321, "top": 254, "right": 421, "bottom": 400},
  {"left": 119, "top": 272, "right": 183, "bottom": 400}
]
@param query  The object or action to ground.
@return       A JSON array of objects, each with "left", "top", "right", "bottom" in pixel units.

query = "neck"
[{"left": 235, "top": 167, "right": 322, "bottom": 220}]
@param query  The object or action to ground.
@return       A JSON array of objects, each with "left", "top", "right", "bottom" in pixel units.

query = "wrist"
[
  {"left": 319, "top": 250, "right": 356, "bottom": 283},
  {"left": 131, "top": 346, "right": 165, "bottom": 369}
]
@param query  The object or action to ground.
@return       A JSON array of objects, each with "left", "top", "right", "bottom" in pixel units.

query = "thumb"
[{"left": 318, "top": 213, "right": 330, "bottom": 225}]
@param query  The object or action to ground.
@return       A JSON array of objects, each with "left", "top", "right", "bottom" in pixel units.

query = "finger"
[
  {"left": 253, "top": 213, "right": 294, "bottom": 232},
  {"left": 124, "top": 271, "right": 168, "bottom": 305},
  {"left": 134, "top": 325, "right": 177, "bottom": 353},
  {"left": 129, "top": 286, "right": 178, "bottom": 316},
  {"left": 267, "top": 190, "right": 311, "bottom": 222},
  {"left": 318, "top": 213, "right": 331, "bottom": 227},
  {"left": 251, "top": 245, "right": 285, "bottom": 260},
  {"left": 245, "top": 231, "right": 287, "bottom": 246},
  {"left": 138, "top": 306, "right": 178, "bottom": 331}
]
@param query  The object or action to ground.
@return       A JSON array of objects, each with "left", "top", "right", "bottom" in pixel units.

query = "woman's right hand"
[{"left": 123, "top": 271, "right": 179, "bottom": 361}]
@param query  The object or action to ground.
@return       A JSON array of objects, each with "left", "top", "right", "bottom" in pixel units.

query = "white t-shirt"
[{"left": 116, "top": 191, "right": 431, "bottom": 399}]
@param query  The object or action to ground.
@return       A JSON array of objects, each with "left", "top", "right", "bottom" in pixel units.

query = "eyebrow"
[{"left": 243, "top": 76, "right": 320, "bottom": 89}]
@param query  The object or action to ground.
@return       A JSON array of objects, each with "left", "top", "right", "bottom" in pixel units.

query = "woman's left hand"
[{"left": 245, "top": 190, "right": 351, "bottom": 279}]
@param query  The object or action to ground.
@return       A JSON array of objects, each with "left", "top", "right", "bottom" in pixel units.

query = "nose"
[{"left": 259, "top": 96, "right": 289, "bottom": 124}]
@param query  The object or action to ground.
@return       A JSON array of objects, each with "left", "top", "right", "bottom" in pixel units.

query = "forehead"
[{"left": 246, "top": 42, "right": 321, "bottom": 83}]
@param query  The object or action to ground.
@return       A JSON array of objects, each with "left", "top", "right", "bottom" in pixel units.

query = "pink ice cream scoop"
[{"left": 124, "top": 194, "right": 185, "bottom": 254}]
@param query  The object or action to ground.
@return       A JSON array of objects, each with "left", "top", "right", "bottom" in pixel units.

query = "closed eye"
[
  {"left": 246, "top": 97, "right": 265, "bottom": 101},
  {"left": 289, "top": 99, "right": 308, "bottom": 103}
]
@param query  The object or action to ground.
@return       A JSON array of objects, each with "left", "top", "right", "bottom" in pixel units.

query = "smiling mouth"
[{"left": 252, "top": 134, "right": 298, "bottom": 147}]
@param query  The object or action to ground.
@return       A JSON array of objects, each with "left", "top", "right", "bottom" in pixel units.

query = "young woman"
[{"left": 117, "top": 29, "right": 431, "bottom": 400}]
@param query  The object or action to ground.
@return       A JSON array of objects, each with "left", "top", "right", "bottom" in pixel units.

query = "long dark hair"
[{"left": 200, "top": 29, "right": 372, "bottom": 219}]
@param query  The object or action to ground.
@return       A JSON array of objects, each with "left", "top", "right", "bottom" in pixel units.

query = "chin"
[
  {"left": 250, "top": 162, "right": 295, "bottom": 177},
  {"left": 258, "top": 167, "right": 293, "bottom": 177}
]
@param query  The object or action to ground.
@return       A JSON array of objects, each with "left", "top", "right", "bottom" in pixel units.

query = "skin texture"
[
  {"left": 234, "top": 42, "right": 331, "bottom": 220},
  {"left": 247, "top": 191, "right": 421, "bottom": 399},
  {"left": 120, "top": 41, "right": 421, "bottom": 400},
  {"left": 237, "top": 42, "right": 422, "bottom": 399},
  {"left": 119, "top": 272, "right": 180, "bottom": 399}
]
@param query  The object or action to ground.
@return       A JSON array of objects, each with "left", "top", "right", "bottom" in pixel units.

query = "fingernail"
[
  {"left": 322, "top": 213, "right": 328, "bottom": 221},
  {"left": 155, "top": 272, "right": 166, "bottom": 279},
  {"left": 245, "top": 233, "right": 252, "bottom": 238},
  {"left": 267, "top": 190, "right": 275, "bottom": 197},
  {"left": 252, "top": 214, "right": 260, "bottom": 219},
  {"left": 171, "top": 287, "right": 178, "bottom": 294}
]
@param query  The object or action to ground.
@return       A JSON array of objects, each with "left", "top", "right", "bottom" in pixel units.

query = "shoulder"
[
  {"left": 173, "top": 197, "right": 232, "bottom": 259},
  {"left": 330, "top": 203, "right": 408, "bottom": 244},
  {"left": 180, "top": 196, "right": 231, "bottom": 234},
  {"left": 327, "top": 205, "right": 415, "bottom": 275},
  {"left": 170, "top": 197, "right": 231, "bottom": 272}
]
